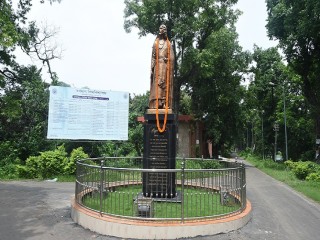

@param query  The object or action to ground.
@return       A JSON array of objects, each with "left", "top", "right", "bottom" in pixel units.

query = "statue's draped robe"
[{"left": 149, "top": 38, "right": 174, "bottom": 109}]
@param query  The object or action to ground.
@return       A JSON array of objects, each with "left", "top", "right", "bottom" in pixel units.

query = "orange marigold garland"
[{"left": 155, "top": 38, "right": 171, "bottom": 133}]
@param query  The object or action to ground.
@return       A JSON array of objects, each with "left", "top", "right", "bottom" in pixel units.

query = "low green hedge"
[
  {"left": 0, "top": 145, "right": 88, "bottom": 180},
  {"left": 285, "top": 160, "right": 320, "bottom": 181}
]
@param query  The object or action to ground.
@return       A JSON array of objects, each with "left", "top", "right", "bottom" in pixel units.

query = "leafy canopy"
[{"left": 266, "top": 0, "right": 320, "bottom": 112}]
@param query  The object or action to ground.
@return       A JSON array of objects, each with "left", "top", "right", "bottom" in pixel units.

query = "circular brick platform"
[{"left": 71, "top": 198, "right": 252, "bottom": 239}]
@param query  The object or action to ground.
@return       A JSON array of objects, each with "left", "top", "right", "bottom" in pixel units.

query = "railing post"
[
  {"left": 241, "top": 163, "right": 246, "bottom": 209},
  {"left": 181, "top": 157, "right": 185, "bottom": 223},
  {"left": 75, "top": 160, "right": 79, "bottom": 202},
  {"left": 100, "top": 160, "right": 104, "bottom": 216}
]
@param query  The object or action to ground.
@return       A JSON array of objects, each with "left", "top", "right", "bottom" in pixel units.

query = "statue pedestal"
[{"left": 142, "top": 112, "right": 176, "bottom": 198}]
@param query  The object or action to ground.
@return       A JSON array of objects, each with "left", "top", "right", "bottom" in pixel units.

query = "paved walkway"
[
  {"left": 0, "top": 162, "right": 320, "bottom": 240},
  {"left": 214, "top": 162, "right": 320, "bottom": 240}
]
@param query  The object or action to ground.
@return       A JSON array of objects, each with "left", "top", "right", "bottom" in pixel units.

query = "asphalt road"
[{"left": 1, "top": 162, "right": 320, "bottom": 240}]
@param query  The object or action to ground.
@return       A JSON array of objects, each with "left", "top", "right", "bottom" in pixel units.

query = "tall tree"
[
  {"left": 124, "top": 0, "right": 240, "bottom": 112},
  {"left": 266, "top": 0, "right": 320, "bottom": 139},
  {"left": 184, "top": 27, "right": 250, "bottom": 157},
  {"left": 0, "top": 65, "right": 54, "bottom": 162},
  {"left": 246, "top": 46, "right": 314, "bottom": 160},
  {"left": 1, "top": 0, "right": 61, "bottom": 84},
  {"left": 247, "top": 46, "right": 283, "bottom": 156},
  {"left": 0, "top": 0, "right": 61, "bottom": 163}
]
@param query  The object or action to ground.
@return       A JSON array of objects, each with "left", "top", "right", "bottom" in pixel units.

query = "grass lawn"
[
  {"left": 83, "top": 185, "right": 240, "bottom": 219},
  {"left": 56, "top": 174, "right": 76, "bottom": 182}
]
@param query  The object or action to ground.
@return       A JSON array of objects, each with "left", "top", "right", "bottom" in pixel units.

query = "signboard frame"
[{"left": 47, "top": 86, "right": 129, "bottom": 141}]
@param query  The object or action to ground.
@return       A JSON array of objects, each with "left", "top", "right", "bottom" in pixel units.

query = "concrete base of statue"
[{"left": 142, "top": 110, "right": 176, "bottom": 198}]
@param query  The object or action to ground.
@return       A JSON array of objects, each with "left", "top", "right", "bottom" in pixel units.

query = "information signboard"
[{"left": 47, "top": 86, "right": 129, "bottom": 140}]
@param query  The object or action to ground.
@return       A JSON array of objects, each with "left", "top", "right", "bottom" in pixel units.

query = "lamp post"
[
  {"left": 251, "top": 121, "right": 254, "bottom": 150},
  {"left": 273, "top": 122, "right": 279, "bottom": 161},
  {"left": 283, "top": 85, "right": 288, "bottom": 161},
  {"left": 269, "top": 81, "right": 288, "bottom": 161},
  {"left": 269, "top": 82, "right": 276, "bottom": 160},
  {"left": 246, "top": 121, "right": 249, "bottom": 149},
  {"left": 261, "top": 110, "right": 265, "bottom": 160}
]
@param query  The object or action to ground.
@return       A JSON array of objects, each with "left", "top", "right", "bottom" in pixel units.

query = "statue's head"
[{"left": 159, "top": 24, "right": 167, "bottom": 36}]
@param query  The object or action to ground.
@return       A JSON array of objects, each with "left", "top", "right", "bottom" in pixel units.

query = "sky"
[{"left": 18, "top": 0, "right": 278, "bottom": 95}]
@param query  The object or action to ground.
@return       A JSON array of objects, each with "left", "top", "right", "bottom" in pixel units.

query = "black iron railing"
[{"left": 75, "top": 157, "right": 246, "bottom": 222}]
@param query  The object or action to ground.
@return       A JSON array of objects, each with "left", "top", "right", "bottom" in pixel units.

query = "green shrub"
[
  {"left": 177, "top": 159, "right": 221, "bottom": 169},
  {"left": 262, "top": 160, "right": 286, "bottom": 170},
  {"left": 180, "top": 159, "right": 202, "bottom": 169},
  {"left": 284, "top": 160, "right": 297, "bottom": 170},
  {"left": 64, "top": 147, "right": 88, "bottom": 175},
  {"left": 1, "top": 164, "right": 31, "bottom": 179},
  {"left": 306, "top": 172, "right": 320, "bottom": 182},
  {"left": 103, "top": 158, "right": 137, "bottom": 168},
  {"left": 292, "top": 161, "right": 319, "bottom": 180},
  {"left": 117, "top": 158, "right": 135, "bottom": 168},
  {"left": 16, "top": 165, "right": 29, "bottom": 178},
  {"left": 239, "top": 148, "right": 253, "bottom": 159},
  {"left": 199, "top": 160, "right": 221, "bottom": 169},
  {"left": 0, "top": 145, "right": 90, "bottom": 180},
  {"left": 0, "top": 141, "right": 20, "bottom": 167},
  {"left": 0, "top": 164, "right": 18, "bottom": 179},
  {"left": 26, "top": 145, "right": 68, "bottom": 179},
  {"left": 25, "top": 156, "right": 42, "bottom": 178},
  {"left": 39, "top": 145, "right": 68, "bottom": 178}
]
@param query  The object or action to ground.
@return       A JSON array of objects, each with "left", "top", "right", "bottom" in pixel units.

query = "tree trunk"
[{"left": 212, "top": 143, "right": 219, "bottom": 159}]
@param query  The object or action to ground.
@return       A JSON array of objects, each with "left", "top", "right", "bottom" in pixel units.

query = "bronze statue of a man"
[{"left": 149, "top": 24, "right": 174, "bottom": 109}]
